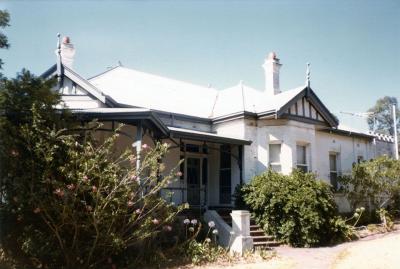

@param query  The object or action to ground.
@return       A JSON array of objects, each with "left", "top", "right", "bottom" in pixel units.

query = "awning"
[
  {"left": 71, "top": 108, "right": 170, "bottom": 136},
  {"left": 71, "top": 108, "right": 252, "bottom": 145},
  {"left": 169, "top": 126, "right": 252, "bottom": 145}
]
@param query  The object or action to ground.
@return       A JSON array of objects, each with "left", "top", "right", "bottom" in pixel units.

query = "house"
[{"left": 42, "top": 36, "right": 395, "bottom": 213}]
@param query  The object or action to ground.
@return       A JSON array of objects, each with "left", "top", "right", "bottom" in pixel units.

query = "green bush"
[
  {"left": 243, "top": 170, "right": 353, "bottom": 247},
  {"left": 339, "top": 156, "right": 400, "bottom": 212}
]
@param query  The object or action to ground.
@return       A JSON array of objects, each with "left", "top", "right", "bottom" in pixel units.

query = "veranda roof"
[
  {"left": 168, "top": 126, "right": 252, "bottom": 145},
  {"left": 71, "top": 108, "right": 252, "bottom": 145}
]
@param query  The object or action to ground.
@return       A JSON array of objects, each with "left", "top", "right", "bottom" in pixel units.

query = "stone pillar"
[{"left": 230, "top": 210, "right": 253, "bottom": 255}]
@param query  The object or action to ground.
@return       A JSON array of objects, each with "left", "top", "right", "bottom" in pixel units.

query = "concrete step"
[
  {"left": 250, "top": 224, "right": 261, "bottom": 230},
  {"left": 250, "top": 230, "right": 265, "bottom": 236},
  {"left": 252, "top": 235, "right": 275, "bottom": 242},
  {"left": 253, "top": 240, "right": 281, "bottom": 247}
]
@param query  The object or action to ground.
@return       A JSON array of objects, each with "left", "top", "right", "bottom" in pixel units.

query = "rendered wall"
[{"left": 58, "top": 77, "right": 105, "bottom": 109}]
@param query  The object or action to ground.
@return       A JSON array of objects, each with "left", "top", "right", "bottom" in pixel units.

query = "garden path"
[
  {"left": 188, "top": 229, "right": 400, "bottom": 269},
  {"left": 275, "top": 229, "right": 400, "bottom": 269}
]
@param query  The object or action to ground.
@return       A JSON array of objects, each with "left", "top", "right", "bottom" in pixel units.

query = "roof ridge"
[
  {"left": 87, "top": 65, "right": 122, "bottom": 81},
  {"left": 91, "top": 65, "right": 217, "bottom": 92}
]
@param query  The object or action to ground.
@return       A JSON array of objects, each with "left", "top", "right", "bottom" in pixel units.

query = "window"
[
  {"left": 296, "top": 145, "right": 308, "bottom": 172},
  {"left": 329, "top": 153, "right": 339, "bottom": 190},
  {"left": 185, "top": 144, "right": 200, "bottom": 153},
  {"left": 357, "top": 155, "right": 364, "bottom": 164},
  {"left": 269, "top": 144, "right": 281, "bottom": 172},
  {"left": 219, "top": 145, "right": 231, "bottom": 204}
]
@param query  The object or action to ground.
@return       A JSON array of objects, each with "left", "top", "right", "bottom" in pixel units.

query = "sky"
[{"left": 1, "top": 0, "right": 399, "bottom": 131}]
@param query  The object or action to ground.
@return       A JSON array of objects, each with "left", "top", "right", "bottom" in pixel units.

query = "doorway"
[{"left": 186, "top": 157, "right": 201, "bottom": 205}]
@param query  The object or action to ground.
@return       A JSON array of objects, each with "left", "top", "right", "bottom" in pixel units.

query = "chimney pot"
[{"left": 62, "top": 36, "right": 70, "bottom": 44}]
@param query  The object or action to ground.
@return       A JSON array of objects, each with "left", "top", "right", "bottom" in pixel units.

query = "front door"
[{"left": 186, "top": 157, "right": 201, "bottom": 205}]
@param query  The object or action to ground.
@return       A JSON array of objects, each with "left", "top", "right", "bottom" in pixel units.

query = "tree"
[
  {"left": 0, "top": 71, "right": 183, "bottom": 268},
  {"left": 367, "top": 96, "right": 399, "bottom": 135},
  {"left": 0, "top": 9, "right": 10, "bottom": 72},
  {"left": 339, "top": 156, "right": 400, "bottom": 211}
]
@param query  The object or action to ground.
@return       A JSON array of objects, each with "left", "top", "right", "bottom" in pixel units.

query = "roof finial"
[
  {"left": 56, "top": 33, "right": 62, "bottom": 86},
  {"left": 306, "top": 62, "right": 310, "bottom": 87},
  {"left": 57, "top": 33, "right": 61, "bottom": 52}
]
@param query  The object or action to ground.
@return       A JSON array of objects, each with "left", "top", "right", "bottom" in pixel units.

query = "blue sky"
[{"left": 1, "top": 0, "right": 399, "bottom": 131}]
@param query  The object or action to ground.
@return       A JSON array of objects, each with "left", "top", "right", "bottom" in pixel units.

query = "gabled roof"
[
  {"left": 89, "top": 66, "right": 218, "bottom": 118},
  {"left": 42, "top": 63, "right": 338, "bottom": 128},
  {"left": 212, "top": 82, "right": 304, "bottom": 118},
  {"left": 277, "top": 87, "right": 339, "bottom": 127},
  {"left": 41, "top": 64, "right": 107, "bottom": 104}
]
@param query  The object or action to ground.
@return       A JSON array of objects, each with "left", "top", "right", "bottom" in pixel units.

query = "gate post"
[{"left": 230, "top": 210, "right": 253, "bottom": 254}]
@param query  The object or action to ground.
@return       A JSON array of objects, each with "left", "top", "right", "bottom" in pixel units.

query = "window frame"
[
  {"left": 329, "top": 152, "right": 340, "bottom": 191},
  {"left": 268, "top": 143, "right": 282, "bottom": 172},
  {"left": 296, "top": 144, "right": 308, "bottom": 172}
]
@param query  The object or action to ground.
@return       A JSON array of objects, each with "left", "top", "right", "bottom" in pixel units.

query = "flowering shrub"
[
  {"left": 178, "top": 217, "right": 224, "bottom": 265},
  {"left": 0, "top": 72, "right": 183, "bottom": 268}
]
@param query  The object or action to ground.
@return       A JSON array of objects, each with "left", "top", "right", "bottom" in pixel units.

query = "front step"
[
  {"left": 253, "top": 240, "right": 281, "bottom": 248},
  {"left": 216, "top": 210, "right": 281, "bottom": 249}
]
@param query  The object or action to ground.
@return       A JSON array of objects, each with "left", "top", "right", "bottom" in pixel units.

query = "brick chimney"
[
  {"left": 60, "top": 36, "right": 75, "bottom": 69},
  {"left": 262, "top": 52, "right": 282, "bottom": 95}
]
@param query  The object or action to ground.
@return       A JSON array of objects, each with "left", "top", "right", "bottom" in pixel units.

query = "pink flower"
[
  {"left": 141, "top": 144, "right": 149, "bottom": 149},
  {"left": 152, "top": 218, "right": 160, "bottom": 225},
  {"left": 10, "top": 150, "right": 19, "bottom": 157},
  {"left": 135, "top": 209, "right": 142, "bottom": 214},
  {"left": 130, "top": 175, "right": 137, "bottom": 181},
  {"left": 67, "top": 184, "right": 75, "bottom": 190},
  {"left": 183, "top": 219, "right": 190, "bottom": 225},
  {"left": 92, "top": 186, "right": 97, "bottom": 193},
  {"left": 129, "top": 155, "right": 137, "bottom": 162},
  {"left": 33, "top": 207, "right": 41, "bottom": 214},
  {"left": 163, "top": 225, "right": 172, "bottom": 232},
  {"left": 127, "top": 201, "right": 134, "bottom": 207},
  {"left": 176, "top": 171, "right": 183, "bottom": 177},
  {"left": 54, "top": 188, "right": 64, "bottom": 197},
  {"left": 82, "top": 175, "right": 89, "bottom": 183}
]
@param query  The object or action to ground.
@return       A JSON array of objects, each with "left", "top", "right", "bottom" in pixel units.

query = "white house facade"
[{"left": 42, "top": 37, "right": 395, "bottom": 212}]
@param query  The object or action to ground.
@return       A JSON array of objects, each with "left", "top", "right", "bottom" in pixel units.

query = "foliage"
[
  {"left": 233, "top": 183, "right": 249, "bottom": 210},
  {"left": 339, "top": 156, "right": 400, "bottom": 212},
  {"left": 367, "top": 96, "right": 399, "bottom": 135},
  {"left": 243, "top": 170, "right": 353, "bottom": 247},
  {"left": 377, "top": 208, "right": 394, "bottom": 231},
  {"left": 0, "top": 9, "right": 10, "bottom": 72},
  {"left": 180, "top": 218, "right": 225, "bottom": 265},
  {"left": 0, "top": 71, "right": 183, "bottom": 268}
]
